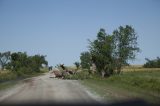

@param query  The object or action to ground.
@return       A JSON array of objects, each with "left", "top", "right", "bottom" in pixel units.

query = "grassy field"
[
  {"left": 81, "top": 67, "right": 160, "bottom": 105},
  {"left": 122, "top": 65, "right": 160, "bottom": 72}
]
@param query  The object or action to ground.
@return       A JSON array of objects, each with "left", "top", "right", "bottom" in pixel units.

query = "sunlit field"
[
  {"left": 81, "top": 66, "right": 160, "bottom": 105},
  {"left": 122, "top": 65, "right": 160, "bottom": 72}
]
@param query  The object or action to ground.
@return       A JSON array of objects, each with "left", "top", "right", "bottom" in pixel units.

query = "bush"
[
  {"left": 0, "top": 71, "right": 17, "bottom": 82},
  {"left": 16, "top": 67, "right": 31, "bottom": 77}
]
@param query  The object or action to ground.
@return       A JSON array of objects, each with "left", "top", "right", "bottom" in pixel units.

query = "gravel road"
[{"left": 0, "top": 73, "right": 104, "bottom": 105}]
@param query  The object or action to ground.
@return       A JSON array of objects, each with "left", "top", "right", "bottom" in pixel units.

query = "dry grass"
[
  {"left": 0, "top": 70, "right": 10, "bottom": 74},
  {"left": 122, "top": 65, "right": 160, "bottom": 72}
]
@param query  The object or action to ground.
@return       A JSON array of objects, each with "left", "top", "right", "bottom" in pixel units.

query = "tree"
[
  {"left": 87, "top": 25, "right": 140, "bottom": 77},
  {"left": 80, "top": 51, "right": 91, "bottom": 70},
  {"left": 29, "top": 54, "right": 48, "bottom": 72},
  {"left": 112, "top": 25, "right": 140, "bottom": 74},
  {"left": 143, "top": 57, "right": 160, "bottom": 68},
  {"left": 9, "top": 52, "right": 29, "bottom": 71},
  {"left": 74, "top": 62, "right": 80, "bottom": 70},
  {"left": 89, "top": 28, "right": 114, "bottom": 77},
  {"left": 157, "top": 57, "right": 160, "bottom": 67},
  {"left": 7, "top": 52, "right": 48, "bottom": 73},
  {"left": 0, "top": 51, "right": 11, "bottom": 70}
]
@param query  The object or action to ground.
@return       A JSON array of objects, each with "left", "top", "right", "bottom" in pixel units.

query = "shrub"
[{"left": 0, "top": 71, "right": 17, "bottom": 82}]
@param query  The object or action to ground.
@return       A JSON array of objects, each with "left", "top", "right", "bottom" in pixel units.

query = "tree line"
[
  {"left": 80, "top": 25, "right": 140, "bottom": 77},
  {"left": 143, "top": 57, "right": 160, "bottom": 68},
  {"left": 0, "top": 51, "right": 48, "bottom": 76}
]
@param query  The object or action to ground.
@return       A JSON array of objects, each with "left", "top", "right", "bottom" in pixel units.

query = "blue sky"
[{"left": 0, "top": 0, "right": 160, "bottom": 66}]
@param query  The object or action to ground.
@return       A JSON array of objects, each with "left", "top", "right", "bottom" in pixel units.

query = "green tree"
[
  {"left": 89, "top": 29, "right": 114, "bottom": 77},
  {"left": 80, "top": 51, "right": 91, "bottom": 70},
  {"left": 112, "top": 25, "right": 140, "bottom": 74},
  {"left": 143, "top": 57, "right": 160, "bottom": 68},
  {"left": 29, "top": 54, "right": 48, "bottom": 72},
  {"left": 74, "top": 61, "right": 80, "bottom": 70},
  {"left": 7, "top": 52, "right": 48, "bottom": 74},
  {"left": 88, "top": 25, "right": 139, "bottom": 77},
  {"left": 9, "top": 52, "right": 29, "bottom": 71},
  {"left": 0, "top": 51, "right": 11, "bottom": 70}
]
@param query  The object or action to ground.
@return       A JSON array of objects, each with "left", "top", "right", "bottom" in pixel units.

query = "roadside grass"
[
  {"left": 0, "top": 68, "right": 47, "bottom": 91},
  {"left": 81, "top": 68, "right": 160, "bottom": 105},
  {"left": 0, "top": 70, "right": 17, "bottom": 82},
  {"left": 0, "top": 80, "right": 18, "bottom": 90}
]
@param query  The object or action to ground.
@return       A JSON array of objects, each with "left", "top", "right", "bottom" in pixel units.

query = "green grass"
[
  {"left": 0, "top": 70, "right": 17, "bottom": 82},
  {"left": 0, "top": 69, "right": 47, "bottom": 91},
  {"left": 0, "top": 80, "right": 19, "bottom": 90},
  {"left": 81, "top": 70, "right": 160, "bottom": 105}
]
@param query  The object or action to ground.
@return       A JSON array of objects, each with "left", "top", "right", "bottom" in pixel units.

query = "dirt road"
[{"left": 0, "top": 73, "right": 104, "bottom": 104}]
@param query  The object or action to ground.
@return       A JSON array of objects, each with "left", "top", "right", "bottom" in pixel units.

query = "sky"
[{"left": 0, "top": 0, "right": 160, "bottom": 66}]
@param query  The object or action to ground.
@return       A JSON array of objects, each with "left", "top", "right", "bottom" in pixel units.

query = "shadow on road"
[{"left": 0, "top": 99, "right": 158, "bottom": 106}]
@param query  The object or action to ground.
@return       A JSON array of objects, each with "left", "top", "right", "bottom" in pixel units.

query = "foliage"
[
  {"left": 143, "top": 57, "right": 160, "bottom": 68},
  {"left": 80, "top": 51, "right": 91, "bottom": 70},
  {"left": 7, "top": 52, "right": 29, "bottom": 71},
  {"left": 74, "top": 61, "right": 80, "bottom": 70},
  {"left": 89, "top": 28, "right": 115, "bottom": 77},
  {"left": 112, "top": 25, "right": 140, "bottom": 74},
  {"left": 0, "top": 70, "right": 17, "bottom": 82},
  {"left": 0, "top": 51, "right": 11, "bottom": 70},
  {"left": 28, "top": 54, "right": 48, "bottom": 72},
  {"left": 0, "top": 51, "right": 48, "bottom": 76},
  {"left": 87, "top": 25, "right": 140, "bottom": 77}
]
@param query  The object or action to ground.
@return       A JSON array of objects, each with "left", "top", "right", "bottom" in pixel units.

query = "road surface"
[{"left": 0, "top": 73, "right": 104, "bottom": 105}]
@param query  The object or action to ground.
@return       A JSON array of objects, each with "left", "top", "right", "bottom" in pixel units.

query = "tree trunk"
[
  {"left": 116, "top": 63, "right": 122, "bottom": 74},
  {"left": 117, "top": 66, "right": 121, "bottom": 74},
  {"left": 1, "top": 65, "right": 4, "bottom": 70}
]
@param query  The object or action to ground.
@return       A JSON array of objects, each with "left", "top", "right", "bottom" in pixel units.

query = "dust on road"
[{"left": 0, "top": 73, "right": 104, "bottom": 104}]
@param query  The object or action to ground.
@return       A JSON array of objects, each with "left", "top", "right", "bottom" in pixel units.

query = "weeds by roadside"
[{"left": 0, "top": 68, "right": 48, "bottom": 90}]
